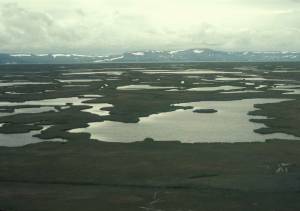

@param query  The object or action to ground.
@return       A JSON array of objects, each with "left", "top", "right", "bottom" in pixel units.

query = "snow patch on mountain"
[
  {"left": 169, "top": 50, "right": 185, "bottom": 54},
  {"left": 193, "top": 50, "right": 204, "bottom": 54},
  {"left": 52, "top": 54, "right": 72, "bottom": 58},
  {"left": 72, "top": 54, "right": 97, "bottom": 58},
  {"left": 3, "top": 48, "right": 300, "bottom": 64},
  {"left": 94, "top": 56, "right": 124, "bottom": 63},
  {"left": 131, "top": 52, "right": 145, "bottom": 56},
  {"left": 11, "top": 54, "right": 31, "bottom": 57}
]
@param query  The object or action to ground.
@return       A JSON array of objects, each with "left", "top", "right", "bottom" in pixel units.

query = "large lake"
[{"left": 71, "top": 99, "right": 299, "bottom": 143}]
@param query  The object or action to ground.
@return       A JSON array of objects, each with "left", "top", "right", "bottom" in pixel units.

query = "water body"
[
  {"left": 142, "top": 69, "right": 242, "bottom": 75},
  {"left": 233, "top": 66, "right": 259, "bottom": 71},
  {"left": 286, "top": 90, "right": 300, "bottom": 95},
  {"left": 0, "top": 97, "right": 110, "bottom": 146},
  {"left": 187, "top": 85, "right": 244, "bottom": 92},
  {"left": 216, "top": 76, "right": 294, "bottom": 83},
  {"left": 0, "top": 107, "right": 57, "bottom": 117},
  {"left": 216, "top": 77, "right": 267, "bottom": 81},
  {"left": 5, "top": 91, "right": 27, "bottom": 95},
  {"left": 255, "top": 85, "right": 268, "bottom": 90},
  {"left": 0, "top": 97, "right": 112, "bottom": 116},
  {"left": 221, "top": 90, "right": 263, "bottom": 94},
  {"left": 24, "top": 97, "right": 89, "bottom": 106},
  {"left": 0, "top": 125, "right": 66, "bottom": 147},
  {"left": 57, "top": 79, "right": 103, "bottom": 83},
  {"left": 82, "top": 103, "right": 113, "bottom": 116},
  {"left": 70, "top": 99, "right": 299, "bottom": 143},
  {"left": 0, "top": 82, "right": 52, "bottom": 87},
  {"left": 273, "top": 70, "right": 300, "bottom": 73},
  {"left": 63, "top": 85, "right": 90, "bottom": 87},
  {"left": 272, "top": 85, "right": 300, "bottom": 95},
  {"left": 0, "top": 97, "right": 109, "bottom": 117},
  {"left": 117, "top": 85, "right": 176, "bottom": 90},
  {"left": 63, "top": 71, "right": 123, "bottom": 76},
  {"left": 82, "top": 95, "right": 103, "bottom": 98}
]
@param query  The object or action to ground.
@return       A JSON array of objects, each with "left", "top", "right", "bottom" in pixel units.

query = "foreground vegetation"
[{"left": 1, "top": 140, "right": 300, "bottom": 211}]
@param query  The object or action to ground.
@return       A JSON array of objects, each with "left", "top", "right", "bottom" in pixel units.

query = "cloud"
[
  {"left": 0, "top": 1, "right": 300, "bottom": 54},
  {"left": 0, "top": 3, "right": 88, "bottom": 53}
]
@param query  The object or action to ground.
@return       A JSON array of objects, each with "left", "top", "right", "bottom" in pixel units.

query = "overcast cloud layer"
[{"left": 0, "top": 0, "right": 300, "bottom": 54}]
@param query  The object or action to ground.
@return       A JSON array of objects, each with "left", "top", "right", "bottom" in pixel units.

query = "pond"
[
  {"left": 117, "top": 85, "right": 176, "bottom": 90},
  {"left": 70, "top": 98, "right": 299, "bottom": 143},
  {"left": 0, "top": 125, "right": 66, "bottom": 147},
  {"left": 187, "top": 85, "right": 244, "bottom": 91}
]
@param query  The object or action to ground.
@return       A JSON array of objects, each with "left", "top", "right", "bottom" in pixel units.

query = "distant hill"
[{"left": 1, "top": 49, "right": 300, "bottom": 64}]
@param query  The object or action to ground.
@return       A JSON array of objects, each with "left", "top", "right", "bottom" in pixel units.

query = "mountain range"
[{"left": 1, "top": 48, "right": 300, "bottom": 64}]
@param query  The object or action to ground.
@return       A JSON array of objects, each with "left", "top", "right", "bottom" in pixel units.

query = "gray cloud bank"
[{"left": 1, "top": 0, "right": 300, "bottom": 54}]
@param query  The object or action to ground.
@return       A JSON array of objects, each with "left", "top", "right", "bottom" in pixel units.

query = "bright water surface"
[{"left": 70, "top": 99, "right": 299, "bottom": 143}]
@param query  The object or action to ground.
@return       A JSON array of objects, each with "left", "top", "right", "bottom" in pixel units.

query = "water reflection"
[
  {"left": 187, "top": 85, "right": 244, "bottom": 91},
  {"left": 70, "top": 99, "right": 299, "bottom": 143},
  {"left": 0, "top": 125, "right": 66, "bottom": 147},
  {"left": 117, "top": 85, "right": 176, "bottom": 90}
]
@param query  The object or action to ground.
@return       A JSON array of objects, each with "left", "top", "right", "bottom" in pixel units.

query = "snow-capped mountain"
[
  {"left": 112, "top": 49, "right": 300, "bottom": 62},
  {"left": 1, "top": 49, "right": 300, "bottom": 64}
]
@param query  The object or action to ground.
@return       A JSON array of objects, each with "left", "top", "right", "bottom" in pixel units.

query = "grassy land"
[{"left": 1, "top": 140, "right": 300, "bottom": 210}]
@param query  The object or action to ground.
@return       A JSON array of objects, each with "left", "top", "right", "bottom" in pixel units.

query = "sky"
[{"left": 0, "top": 0, "right": 300, "bottom": 55}]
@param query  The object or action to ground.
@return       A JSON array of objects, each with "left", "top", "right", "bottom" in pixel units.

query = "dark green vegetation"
[
  {"left": 0, "top": 62, "right": 300, "bottom": 210},
  {"left": 193, "top": 108, "right": 218, "bottom": 113},
  {"left": 1, "top": 140, "right": 300, "bottom": 211},
  {"left": 250, "top": 99, "right": 300, "bottom": 137}
]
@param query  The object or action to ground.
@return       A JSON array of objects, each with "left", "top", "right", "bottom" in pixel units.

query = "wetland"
[{"left": 0, "top": 62, "right": 300, "bottom": 210}]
